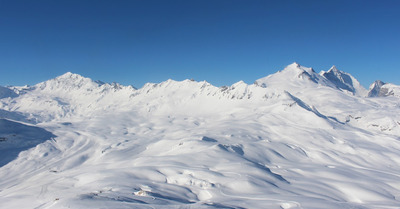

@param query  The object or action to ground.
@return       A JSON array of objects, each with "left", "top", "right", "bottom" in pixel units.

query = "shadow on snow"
[{"left": 0, "top": 119, "right": 56, "bottom": 167}]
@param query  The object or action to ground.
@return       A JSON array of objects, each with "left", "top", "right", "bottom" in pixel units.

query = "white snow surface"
[{"left": 1, "top": 63, "right": 400, "bottom": 209}]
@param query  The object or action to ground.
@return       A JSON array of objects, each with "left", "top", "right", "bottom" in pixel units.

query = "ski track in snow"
[{"left": 1, "top": 63, "right": 400, "bottom": 208}]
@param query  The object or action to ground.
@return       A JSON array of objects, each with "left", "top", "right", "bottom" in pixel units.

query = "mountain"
[
  {"left": 1, "top": 65, "right": 400, "bottom": 209},
  {"left": 1, "top": 72, "right": 137, "bottom": 122},
  {"left": 320, "top": 65, "right": 368, "bottom": 96},
  {"left": 368, "top": 80, "right": 400, "bottom": 97},
  {"left": 255, "top": 62, "right": 334, "bottom": 90},
  {"left": 0, "top": 86, "right": 17, "bottom": 99},
  {"left": 368, "top": 80, "right": 386, "bottom": 97},
  {"left": 255, "top": 62, "right": 367, "bottom": 97}
]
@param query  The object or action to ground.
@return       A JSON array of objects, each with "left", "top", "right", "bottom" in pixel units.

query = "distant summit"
[
  {"left": 368, "top": 80, "right": 400, "bottom": 97},
  {"left": 320, "top": 66, "right": 367, "bottom": 96},
  {"left": 321, "top": 66, "right": 355, "bottom": 92},
  {"left": 36, "top": 72, "right": 103, "bottom": 91},
  {"left": 254, "top": 62, "right": 328, "bottom": 89},
  {"left": 368, "top": 80, "right": 386, "bottom": 97},
  {"left": 254, "top": 63, "right": 369, "bottom": 96}
]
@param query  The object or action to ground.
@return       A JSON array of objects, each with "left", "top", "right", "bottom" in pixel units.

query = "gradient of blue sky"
[{"left": 0, "top": 0, "right": 399, "bottom": 88}]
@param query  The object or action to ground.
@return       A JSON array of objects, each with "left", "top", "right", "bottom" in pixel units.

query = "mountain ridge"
[
  {"left": 1, "top": 63, "right": 399, "bottom": 99},
  {"left": 1, "top": 63, "right": 399, "bottom": 124},
  {"left": 1, "top": 63, "right": 400, "bottom": 208}
]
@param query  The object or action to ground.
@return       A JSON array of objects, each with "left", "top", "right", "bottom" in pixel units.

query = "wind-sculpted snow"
[{"left": 1, "top": 63, "right": 400, "bottom": 208}]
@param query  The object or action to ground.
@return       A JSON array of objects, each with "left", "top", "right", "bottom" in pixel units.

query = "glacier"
[{"left": 0, "top": 63, "right": 400, "bottom": 208}]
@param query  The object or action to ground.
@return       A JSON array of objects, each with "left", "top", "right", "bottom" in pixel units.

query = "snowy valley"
[{"left": 1, "top": 63, "right": 400, "bottom": 209}]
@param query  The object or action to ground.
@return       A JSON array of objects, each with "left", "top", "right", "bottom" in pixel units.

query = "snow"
[
  {"left": 0, "top": 119, "right": 56, "bottom": 167},
  {"left": 320, "top": 65, "right": 368, "bottom": 96},
  {"left": 368, "top": 80, "right": 386, "bottom": 97},
  {"left": 1, "top": 63, "right": 400, "bottom": 208},
  {"left": 0, "top": 86, "right": 17, "bottom": 99},
  {"left": 368, "top": 80, "right": 400, "bottom": 98}
]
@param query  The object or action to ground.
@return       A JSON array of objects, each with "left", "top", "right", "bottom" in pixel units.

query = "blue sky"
[{"left": 0, "top": 0, "right": 399, "bottom": 88}]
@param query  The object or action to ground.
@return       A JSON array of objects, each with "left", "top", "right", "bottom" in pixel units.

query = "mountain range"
[{"left": 1, "top": 63, "right": 400, "bottom": 209}]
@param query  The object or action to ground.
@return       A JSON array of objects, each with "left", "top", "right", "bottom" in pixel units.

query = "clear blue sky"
[{"left": 0, "top": 0, "right": 399, "bottom": 88}]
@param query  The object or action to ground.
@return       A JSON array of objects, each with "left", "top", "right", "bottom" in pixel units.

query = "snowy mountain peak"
[
  {"left": 254, "top": 63, "right": 323, "bottom": 90},
  {"left": 368, "top": 80, "right": 400, "bottom": 97},
  {"left": 328, "top": 65, "right": 338, "bottom": 72},
  {"left": 321, "top": 66, "right": 352, "bottom": 88},
  {"left": 57, "top": 72, "right": 82, "bottom": 79},
  {"left": 372, "top": 80, "right": 386, "bottom": 87},
  {"left": 231, "top": 80, "right": 247, "bottom": 87},
  {"left": 288, "top": 62, "right": 300, "bottom": 68},
  {"left": 36, "top": 72, "right": 103, "bottom": 92},
  {"left": 320, "top": 66, "right": 367, "bottom": 96},
  {"left": 283, "top": 62, "right": 314, "bottom": 74},
  {"left": 368, "top": 80, "right": 386, "bottom": 97},
  {"left": 280, "top": 63, "right": 320, "bottom": 82}
]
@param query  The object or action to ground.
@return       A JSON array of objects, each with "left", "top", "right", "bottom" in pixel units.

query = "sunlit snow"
[{"left": 1, "top": 63, "right": 400, "bottom": 208}]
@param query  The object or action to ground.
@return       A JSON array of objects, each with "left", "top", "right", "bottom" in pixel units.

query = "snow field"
[{"left": 1, "top": 63, "right": 400, "bottom": 208}]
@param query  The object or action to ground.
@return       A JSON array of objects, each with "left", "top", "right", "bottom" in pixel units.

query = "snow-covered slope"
[
  {"left": 1, "top": 65, "right": 400, "bottom": 209},
  {"left": 0, "top": 119, "right": 55, "bottom": 167},
  {"left": 0, "top": 86, "right": 17, "bottom": 99}
]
